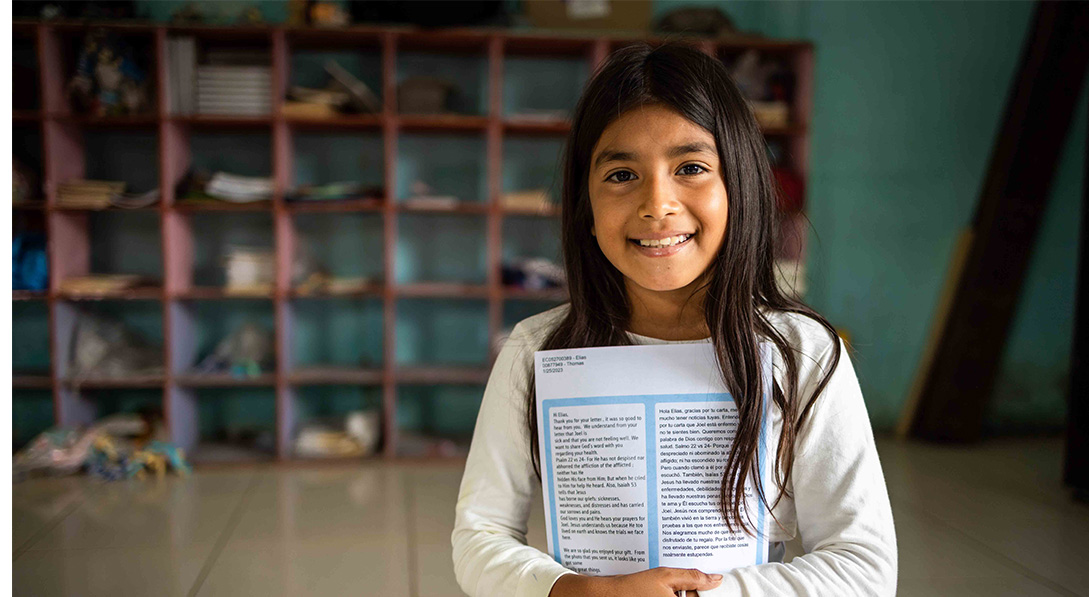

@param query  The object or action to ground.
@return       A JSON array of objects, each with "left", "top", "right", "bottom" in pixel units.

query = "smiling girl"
[{"left": 452, "top": 44, "right": 896, "bottom": 597}]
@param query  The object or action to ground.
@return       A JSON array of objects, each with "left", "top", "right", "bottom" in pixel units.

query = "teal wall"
[
  {"left": 120, "top": 1, "right": 1084, "bottom": 434},
  {"left": 685, "top": 1, "right": 1083, "bottom": 432}
]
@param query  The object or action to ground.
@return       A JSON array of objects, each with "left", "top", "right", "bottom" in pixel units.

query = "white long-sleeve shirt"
[{"left": 452, "top": 305, "right": 897, "bottom": 597}]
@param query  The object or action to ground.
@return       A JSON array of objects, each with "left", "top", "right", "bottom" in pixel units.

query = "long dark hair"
[{"left": 525, "top": 43, "right": 842, "bottom": 535}]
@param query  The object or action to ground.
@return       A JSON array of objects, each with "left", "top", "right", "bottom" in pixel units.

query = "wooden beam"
[{"left": 909, "top": 1, "right": 1089, "bottom": 442}]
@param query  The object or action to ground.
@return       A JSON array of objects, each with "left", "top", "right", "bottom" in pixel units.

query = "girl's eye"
[
  {"left": 606, "top": 170, "right": 636, "bottom": 183},
  {"left": 678, "top": 164, "right": 706, "bottom": 176}
]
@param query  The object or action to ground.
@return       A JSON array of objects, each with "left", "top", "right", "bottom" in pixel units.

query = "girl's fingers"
[{"left": 658, "top": 568, "right": 724, "bottom": 591}]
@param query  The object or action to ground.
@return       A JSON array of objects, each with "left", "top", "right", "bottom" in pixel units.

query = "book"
[{"left": 534, "top": 343, "right": 772, "bottom": 576}]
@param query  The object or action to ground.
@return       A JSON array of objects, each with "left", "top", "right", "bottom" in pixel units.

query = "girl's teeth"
[{"left": 638, "top": 234, "right": 689, "bottom": 248}]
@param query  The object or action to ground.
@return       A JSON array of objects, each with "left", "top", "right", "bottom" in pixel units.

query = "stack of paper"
[
  {"left": 196, "top": 49, "right": 270, "bottom": 116},
  {"left": 205, "top": 172, "right": 274, "bottom": 202}
]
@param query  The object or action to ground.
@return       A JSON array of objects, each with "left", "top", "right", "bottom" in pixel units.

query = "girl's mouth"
[{"left": 628, "top": 233, "right": 695, "bottom": 255}]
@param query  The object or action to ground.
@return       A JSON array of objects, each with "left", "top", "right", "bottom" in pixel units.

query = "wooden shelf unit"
[{"left": 11, "top": 21, "right": 814, "bottom": 462}]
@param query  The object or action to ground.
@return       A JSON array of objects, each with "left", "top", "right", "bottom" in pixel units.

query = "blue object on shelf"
[{"left": 13, "top": 233, "right": 48, "bottom": 291}]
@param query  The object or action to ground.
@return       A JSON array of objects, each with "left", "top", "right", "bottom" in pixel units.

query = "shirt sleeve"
[
  {"left": 452, "top": 322, "right": 574, "bottom": 597},
  {"left": 699, "top": 340, "right": 898, "bottom": 597}
]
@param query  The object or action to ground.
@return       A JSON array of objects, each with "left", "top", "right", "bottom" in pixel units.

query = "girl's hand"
[{"left": 549, "top": 567, "right": 723, "bottom": 597}]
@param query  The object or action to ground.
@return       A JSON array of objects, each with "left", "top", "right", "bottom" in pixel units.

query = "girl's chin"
[{"left": 625, "top": 274, "right": 702, "bottom": 294}]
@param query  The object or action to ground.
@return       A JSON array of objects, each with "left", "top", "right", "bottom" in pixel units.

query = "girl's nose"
[{"left": 638, "top": 175, "right": 681, "bottom": 221}]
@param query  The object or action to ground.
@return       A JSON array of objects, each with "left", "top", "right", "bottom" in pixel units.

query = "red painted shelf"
[
  {"left": 174, "top": 373, "right": 276, "bottom": 387},
  {"left": 175, "top": 287, "right": 275, "bottom": 300},
  {"left": 12, "top": 290, "right": 48, "bottom": 301},
  {"left": 286, "top": 199, "right": 384, "bottom": 213},
  {"left": 61, "top": 375, "right": 165, "bottom": 389},
  {"left": 284, "top": 114, "right": 384, "bottom": 129},
  {"left": 13, "top": 375, "right": 53, "bottom": 389},
  {"left": 397, "top": 114, "right": 490, "bottom": 132},
  {"left": 11, "top": 21, "right": 814, "bottom": 463},
  {"left": 395, "top": 283, "right": 490, "bottom": 299},
  {"left": 173, "top": 200, "right": 274, "bottom": 212},
  {"left": 289, "top": 367, "right": 384, "bottom": 386},
  {"left": 501, "top": 288, "right": 568, "bottom": 301},
  {"left": 55, "top": 286, "right": 165, "bottom": 301},
  {"left": 396, "top": 366, "right": 490, "bottom": 385}
]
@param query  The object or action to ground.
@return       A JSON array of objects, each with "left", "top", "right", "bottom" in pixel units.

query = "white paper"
[{"left": 535, "top": 343, "right": 771, "bottom": 576}]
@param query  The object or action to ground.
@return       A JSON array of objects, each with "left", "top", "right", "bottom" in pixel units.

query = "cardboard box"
[{"left": 525, "top": 0, "right": 652, "bottom": 33}]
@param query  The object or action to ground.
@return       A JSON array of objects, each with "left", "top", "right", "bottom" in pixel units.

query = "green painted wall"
[{"left": 688, "top": 1, "right": 1083, "bottom": 432}]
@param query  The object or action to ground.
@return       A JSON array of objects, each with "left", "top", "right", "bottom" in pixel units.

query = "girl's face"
[{"left": 588, "top": 104, "right": 729, "bottom": 296}]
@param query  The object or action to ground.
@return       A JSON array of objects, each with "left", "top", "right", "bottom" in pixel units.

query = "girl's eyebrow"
[{"left": 593, "top": 142, "right": 717, "bottom": 169}]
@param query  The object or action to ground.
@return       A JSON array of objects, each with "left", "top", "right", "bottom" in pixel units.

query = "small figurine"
[{"left": 94, "top": 43, "right": 124, "bottom": 116}]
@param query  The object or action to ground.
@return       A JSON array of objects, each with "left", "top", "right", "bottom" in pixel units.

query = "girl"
[{"left": 453, "top": 43, "right": 896, "bottom": 597}]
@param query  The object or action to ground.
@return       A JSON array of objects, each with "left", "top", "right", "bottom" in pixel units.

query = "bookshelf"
[{"left": 10, "top": 21, "right": 814, "bottom": 463}]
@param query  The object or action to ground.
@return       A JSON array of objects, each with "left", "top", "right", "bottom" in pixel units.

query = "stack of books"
[
  {"left": 195, "top": 49, "right": 270, "bottom": 116},
  {"left": 56, "top": 180, "right": 160, "bottom": 209},
  {"left": 56, "top": 180, "right": 125, "bottom": 209}
]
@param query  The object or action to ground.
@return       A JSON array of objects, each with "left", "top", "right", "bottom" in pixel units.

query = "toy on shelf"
[{"left": 68, "top": 29, "right": 149, "bottom": 117}]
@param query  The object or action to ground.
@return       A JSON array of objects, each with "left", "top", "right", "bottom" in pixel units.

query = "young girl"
[{"left": 452, "top": 43, "right": 896, "bottom": 597}]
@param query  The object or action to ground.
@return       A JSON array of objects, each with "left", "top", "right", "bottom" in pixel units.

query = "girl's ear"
[{"left": 591, "top": 225, "right": 596, "bottom": 236}]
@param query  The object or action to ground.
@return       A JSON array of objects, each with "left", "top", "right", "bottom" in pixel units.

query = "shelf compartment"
[
  {"left": 13, "top": 390, "right": 54, "bottom": 451},
  {"left": 46, "top": 27, "right": 159, "bottom": 120},
  {"left": 188, "top": 129, "right": 274, "bottom": 181},
  {"left": 48, "top": 209, "right": 163, "bottom": 291},
  {"left": 288, "top": 297, "right": 383, "bottom": 372},
  {"left": 186, "top": 387, "right": 278, "bottom": 464},
  {"left": 54, "top": 298, "right": 164, "bottom": 387},
  {"left": 168, "top": 299, "right": 277, "bottom": 380},
  {"left": 13, "top": 300, "right": 51, "bottom": 380},
  {"left": 14, "top": 123, "right": 43, "bottom": 206},
  {"left": 291, "top": 211, "right": 384, "bottom": 291},
  {"left": 502, "top": 214, "right": 563, "bottom": 286},
  {"left": 396, "top": 384, "right": 483, "bottom": 458},
  {"left": 395, "top": 213, "right": 487, "bottom": 285},
  {"left": 502, "top": 54, "right": 587, "bottom": 120},
  {"left": 396, "top": 298, "right": 489, "bottom": 367},
  {"left": 13, "top": 33, "right": 39, "bottom": 113},
  {"left": 291, "top": 385, "right": 384, "bottom": 459},
  {"left": 501, "top": 135, "right": 565, "bottom": 212},
  {"left": 396, "top": 132, "right": 487, "bottom": 205},
  {"left": 397, "top": 48, "right": 488, "bottom": 116},
  {"left": 286, "top": 39, "right": 382, "bottom": 116},
  {"left": 77, "top": 129, "right": 161, "bottom": 199},
  {"left": 291, "top": 130, "right": 384, "bottom": 197},
  {"left": 185, "top": 211, "right": 275, "bottom": 290}
]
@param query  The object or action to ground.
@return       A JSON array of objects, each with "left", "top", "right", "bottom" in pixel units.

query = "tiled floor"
[{"left": 13, "top": 437, "right": 1089, "bottom": 596}]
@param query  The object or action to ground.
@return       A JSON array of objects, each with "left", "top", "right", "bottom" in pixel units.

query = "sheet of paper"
[{"left": 535, "top": 343, "right": 771, "bottom": 576}]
